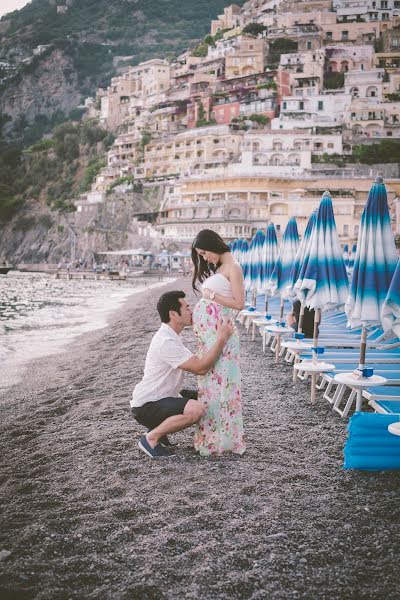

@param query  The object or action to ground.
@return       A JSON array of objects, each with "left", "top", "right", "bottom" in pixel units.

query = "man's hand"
[
  {"left": 287, "top": 312, "right": 296, "bottom": 328},
  {"left": 217, "top": 317, "right": 234, "bottom": 342}
]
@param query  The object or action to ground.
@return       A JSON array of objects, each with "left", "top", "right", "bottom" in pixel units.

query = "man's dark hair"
[{"left": 157, "top": 290, "right": 186, "bottom": 323}]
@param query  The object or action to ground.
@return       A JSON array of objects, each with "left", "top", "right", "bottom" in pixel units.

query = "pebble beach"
[{"left": 0, "top": 277, "right": 399, "bottom": 600}]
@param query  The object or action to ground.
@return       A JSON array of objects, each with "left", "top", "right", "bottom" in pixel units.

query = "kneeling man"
[{"left": 131, "top": 290, "right": 233, "bottom": 458}]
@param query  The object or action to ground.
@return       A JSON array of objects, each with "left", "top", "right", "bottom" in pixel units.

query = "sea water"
[{"left": 0, "top": 271, "right": 170, "bottom": 391}]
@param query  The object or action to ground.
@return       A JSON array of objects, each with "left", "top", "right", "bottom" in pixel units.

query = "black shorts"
[{"left": 132, "top": 396, "right": 190, "bottom": 430}]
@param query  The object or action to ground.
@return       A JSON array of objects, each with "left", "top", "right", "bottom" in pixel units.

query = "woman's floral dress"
[{"left": 193, "top": 298, "right": 245, "bottom": 456}]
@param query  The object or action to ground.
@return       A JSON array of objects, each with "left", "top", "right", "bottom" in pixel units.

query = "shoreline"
[
  {"left": 0, "top": 276, "right": 176, "bottom": 395},
  {"left": 0, "top": 279, "right": 399, "bottom": 599}
]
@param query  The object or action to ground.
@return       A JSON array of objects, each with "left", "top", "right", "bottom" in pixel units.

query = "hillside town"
[{"left": 77, "top": 0, "right": 400, "bottom": 246}]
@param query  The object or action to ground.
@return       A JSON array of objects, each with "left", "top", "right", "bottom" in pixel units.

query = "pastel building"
[
  {"left": 272, "top": 93, "right": 352, "bottom": 129},
  {"left": 325, "top": 45, "right": 375, "bottom": 72},
  {"left": 211, "top": 4, "right": 242, "bottom": 35},
  {"left": 279, "top": 50, "right": 325, "bottom": 96},
  {"left": 100, "top": 59, "right": 170, "bottom": 130},
  {"left": 225, "top": 36, "right": 267, "bottom": 79},
  {"left": 156, "top": 174, "right": 400, "bottom": 243}
]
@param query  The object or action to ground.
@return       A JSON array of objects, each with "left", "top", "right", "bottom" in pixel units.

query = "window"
[
  {"left": 327, "top": 32, "right": 332, "bottom": 39},
  {"left": 299, "top": 101, "right": 304, "bottom": 110},
  {"left": 318, "top": 101, "right": 324, "bottom": 111},
  {"left": 328, "top": 143, "right": 334, "bottom": 149},
  {"left": 343, "top": 224, "right": 349, "bottom": 235},
  {"left": 283, "top": 101, "right": 287, "bottom": 109},
  {"left": 387, "top": 131, "right": 393, "bottom": 136},
  {"left": 354, "top": 225, "right": 359, "bottom": 236},
  {"left": 307, "top": 41, "right": 312, "bottom": 49},
  {"left": 342, "top": 31, "right": 349, "bottom": 40}
]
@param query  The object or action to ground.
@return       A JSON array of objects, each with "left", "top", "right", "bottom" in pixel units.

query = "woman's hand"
[{"left": 202, "top": 288, "right": 212, "bottom": 299}]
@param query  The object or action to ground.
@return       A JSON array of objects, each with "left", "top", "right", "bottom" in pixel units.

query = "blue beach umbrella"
[
  {"left": 345, "top": 176, "right": 397, "bottom": 372},
  {"left": 249, "top": 229, "right": 266, "bottom": 302},
  {"left": 286, "top": 209, "right": 317, "bottom": 334},
  {"left": 295, "top": 192, "right": 349, "bottom": 312},
  {"left": 269, "top": 217, "right": 299, "bottom": 318},
  {"left": 288, "top": 209, "right": 317, "bottom": 298},
  {"left": 382, "top": 259, "right": 400, "bottom": 338},
  {"left": 294, "top": 192, "right": 349, "bottom": 402},
  {"left": 348, "top": 243, "right": 357, "bottom": 275},
  {"left": 267, "top": 218, "right": 299, "bottom": 361},
  {"left": 239, "top": 239, "right": 251, "bottom": 290},
  {"left": 261, "top": 223, "right": 278, "bottom": 310},
  {"left": 343, "top": 244, "right": 350, "bottom": 274}
]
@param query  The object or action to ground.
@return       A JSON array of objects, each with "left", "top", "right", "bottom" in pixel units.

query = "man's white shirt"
[{"left": 131, "top": 323, "right": 194, "bottom": 408}]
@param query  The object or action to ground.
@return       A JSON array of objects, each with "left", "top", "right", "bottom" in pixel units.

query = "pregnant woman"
[{"left": 191, "top": 229, "right": 246, "bottom": 456}]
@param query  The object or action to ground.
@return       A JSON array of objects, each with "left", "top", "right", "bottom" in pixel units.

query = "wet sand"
[{"left": 0, "top": 278, "right": 399, "bottom": 600}]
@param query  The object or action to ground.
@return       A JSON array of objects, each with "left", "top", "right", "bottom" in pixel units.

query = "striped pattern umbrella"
[
  {"left": 261, "top": 223, "right": 278, "bottom": 309},
  {"left": 288, "top": 209, "right": 317, "bottom": 298},
  {"left": 249, "top": 229, "right": 266, "bottom": 302},
  {"left": 269, "top": 217, "right": 299, "bottom": 301},
  {"left": 345, "top": 177, "right": 397, "bottom": 329},
  {"left": 348, "top": 243, "right": 357, "bottom": 275},
  {"left": 294, "top": 192, "right": 348, "bottom": 403},
  {"left": 343, "top": 244, "right": 350, "bottom": 274},
  {"left": 295, "top": 192, "right": 348, "bottom": 311},
  {"left": 345, "top": 177, "right": 398, "bottom": 374},
  {"left": 382, "top": 258, "right": 400, "bottom": 338},
  {"left": 239, "top": 239, "right": 252, "bottom": 292}
]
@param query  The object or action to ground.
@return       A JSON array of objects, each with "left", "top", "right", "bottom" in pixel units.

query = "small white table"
[
  {"left": 264, "top": 325, "right": 294, "bottom": 363},
  {"left": 240, "top": 310, "right": 263, "bottom": 331},
  {"left": 334, "top": 373, "right": 387, "bottom": 412},
  {"left": 294, "top": 361, "right": 336, "bottom": 404},
  {"left": 281, "top": 340, "right": 314, "bottom": 382},
  {"left": 281, "top": 340, "right": 313, "bottom": 351},
  {"left": 388, "top": 422, "right": 400, "bottom": 436}
]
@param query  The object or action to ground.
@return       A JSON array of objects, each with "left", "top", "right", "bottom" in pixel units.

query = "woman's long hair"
[{"left": 191, "top": 229, "right": 231, "bottom": 291}]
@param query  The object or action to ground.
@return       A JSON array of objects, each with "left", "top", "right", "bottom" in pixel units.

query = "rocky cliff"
[
  {"left": 0, "top": 48, "right": 81, "bottom": 129},
  {"left": 0, "top": 187, "right": 161, "bottom": 265}
]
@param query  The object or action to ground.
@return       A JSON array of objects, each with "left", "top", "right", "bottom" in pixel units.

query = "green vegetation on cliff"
[
  {"left": 0, "top": 119, "right": 114, "bottom": 222},
  {"left": 1, "top": 0, "right": 244, "bottom": 93}
]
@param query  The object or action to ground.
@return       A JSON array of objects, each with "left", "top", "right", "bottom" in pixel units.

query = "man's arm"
[{"left": 179, "top": 318, "right": 234, "bottom": 376}]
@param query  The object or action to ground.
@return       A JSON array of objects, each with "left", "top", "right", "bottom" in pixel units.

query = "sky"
[{"left": 0, "top": 0, "right": 31, "bottom": 19}]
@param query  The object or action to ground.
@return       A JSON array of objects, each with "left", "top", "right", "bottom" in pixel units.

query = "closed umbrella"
[
  {"left": 261, "top": 223, "right": 278, "bottom": 313},
  {"left": 269, "top": 217, "right": 299, "bottom": 311},
  {"left": 345, "top": 176, "right": 398, "bottom": 394},
  {"left": 268, "top": 218, "right": 299, "bottom": 360},
  {"left": 287, "top": 209, "right": 317, "bottom": 334},
  {"left": 239, "top": 239, "right": 252, "bottom": 294},
  {"left": 295, "top": 192, "right": 349, "bottom": 402},
  {"left": 343, "top": 244, "right": 350, "bottom": 275},
  {"left": 348, "top": 243, "right": 357, "bottom": 275},
  {"left": 382, "top": 258, "right": 400, "bottom": 338},
  {"left": 249, "top": 229, "right": 266, "bottom": 306}
]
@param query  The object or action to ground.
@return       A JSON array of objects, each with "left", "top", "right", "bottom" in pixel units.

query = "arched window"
[
  {"left": 366, "top": 86, "right": 378, "bottom": 98},
  {"left": 350, "top": 87, "right": 359, "bottom": 98}
]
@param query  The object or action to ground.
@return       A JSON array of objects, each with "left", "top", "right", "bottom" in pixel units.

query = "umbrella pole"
[
  {"left": 311, "top": 308, "right": 321, "bottom": 405},
  {"left": 252, "top": 290, "right": 256, "bottom": 308},
  {"left": 275, "top": 299, "right": 285, "bottom": 363},
  {"left": 265, "top": 295, "right": 269, "bottom": 314},
  {"left": 298, "top": 302, "right": 305, "bottom": 334},
  {"left": 279, "top": 298, "right": 284, "bottom": 320},
  {"left": 359, "top": 326, "right": 367, "bottom": 371},
  {"left": 355, "top": 326, "right": 368, "bottom": 411}
]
